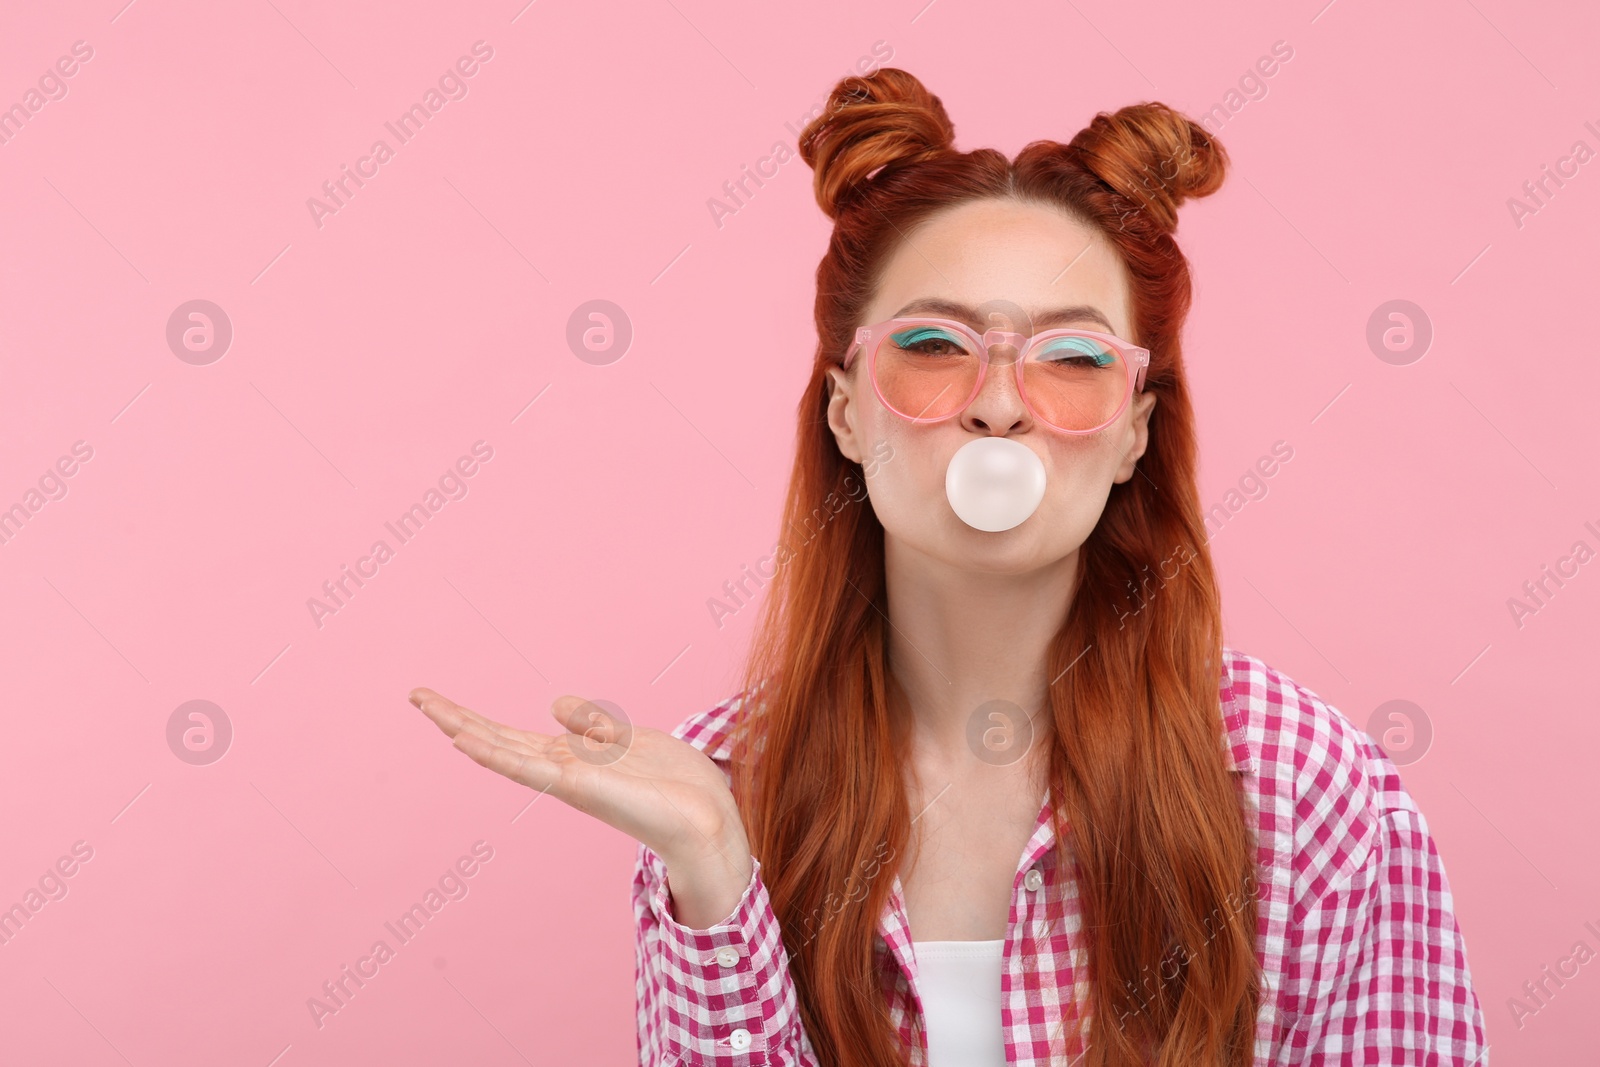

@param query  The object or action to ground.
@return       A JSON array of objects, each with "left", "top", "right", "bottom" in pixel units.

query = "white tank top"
[{"left": 911, "top": 938, "right": 1007, "bottom": 1066}]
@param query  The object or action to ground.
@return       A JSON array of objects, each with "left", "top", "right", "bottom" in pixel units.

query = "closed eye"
[
  {"left": 889, "top": 326, "right": 971, "bottom": 357},
  {"left": 1035, "top": 336, "right": 1117, "bottom": 368}
]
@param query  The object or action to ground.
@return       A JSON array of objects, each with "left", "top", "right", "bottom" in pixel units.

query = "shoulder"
[{"left": 1221, "top": 646, "right": 1418, "bottom": 905}]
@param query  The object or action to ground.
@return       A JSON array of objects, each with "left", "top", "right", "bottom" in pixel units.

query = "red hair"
[{"left": 725, "top": 67, "right": 1259, "bottom": 1066}]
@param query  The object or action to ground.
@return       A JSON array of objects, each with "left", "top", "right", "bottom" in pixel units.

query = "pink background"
[{"left": 1, "top": 0, "right": 1596, "bottom": 1062}]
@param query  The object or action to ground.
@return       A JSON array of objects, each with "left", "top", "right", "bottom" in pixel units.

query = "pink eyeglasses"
[{"left": 844, "top": 316, "right": 1150, "bottom": 435}]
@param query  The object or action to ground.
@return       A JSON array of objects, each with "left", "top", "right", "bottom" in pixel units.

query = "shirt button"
[
  {"left": 1024, "top": 868, "right": 1044, "bottom": 892},
  {"left": 729, "top": 1027, "right": 752, "bottom": 1051},
  {"left": 715, "top": 946, "right": 740, "bottom": 968}
]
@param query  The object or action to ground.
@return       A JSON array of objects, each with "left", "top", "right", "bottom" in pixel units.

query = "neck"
[{"left": 882, "top": 534, "right": 1075, "bottom": 767}]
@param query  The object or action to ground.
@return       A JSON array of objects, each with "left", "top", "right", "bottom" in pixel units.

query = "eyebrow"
[{"left": 890, "top": 298, "right": 1117, "bottom": 334}]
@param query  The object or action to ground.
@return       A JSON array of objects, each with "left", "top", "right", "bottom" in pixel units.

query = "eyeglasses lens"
[{"left": 872, "top": 320, "right": 1130, "bottom": 431}]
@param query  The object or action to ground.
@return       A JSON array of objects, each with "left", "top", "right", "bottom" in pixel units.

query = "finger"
[
  {"left": 455, "top": 719, "right": 552, "bottom": 760},
  {"left": 452, "top": 708, "right": 561, "bottom": 752},
  {"left": 409, "top": 687, "right": 471, "bottom": 730},
  {"left": 550, "top": 695, "right": 636, "bottom": 750},
  {"left": 548, "top": 694, "right": 588, "bottom": 729},
  {"left": 451, "top": 726, "right": 560, "bottom": 794},
  {"left": 410, "top": 688, "right": 520, "bottom": 740},
  {"left": 415, "top": 698, "right": 481, "bottom": 739}
]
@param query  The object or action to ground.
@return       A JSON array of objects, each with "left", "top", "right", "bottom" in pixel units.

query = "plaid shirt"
[{"left": 633, "top": 647, "right": 1488, "bottom": 1065}]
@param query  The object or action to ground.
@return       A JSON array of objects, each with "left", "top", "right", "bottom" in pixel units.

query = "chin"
[{"left": 937, "top": 519, "right": 1068, "bottom": 574}]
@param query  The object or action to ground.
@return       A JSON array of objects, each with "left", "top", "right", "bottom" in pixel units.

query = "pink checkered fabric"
[{"left": 632, "top": 647, "right": 1488, "bottom": 1065}]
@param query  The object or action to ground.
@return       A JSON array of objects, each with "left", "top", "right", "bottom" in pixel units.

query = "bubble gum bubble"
[{"left": 944, "top": 437, "right": 1046, "bottom": 532}]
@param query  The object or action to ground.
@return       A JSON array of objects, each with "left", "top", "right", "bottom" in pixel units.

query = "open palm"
[{"left": 407, "top": 687, "right": 748, "bottom": 874}]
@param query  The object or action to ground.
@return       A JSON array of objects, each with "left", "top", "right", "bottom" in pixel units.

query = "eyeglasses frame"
[{"left": 842, "top": 316, "right": 1151, "bottom": 435}]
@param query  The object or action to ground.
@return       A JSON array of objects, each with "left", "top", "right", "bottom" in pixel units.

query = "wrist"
[
  {"left": 661, "top": 826, "right": 755, "bottom": 931},
  {"left": 663, "top": 822, "right": 751, "bottom": 885},
  {"left": 660, "top": 799, "right": 748, "bottom": 871}
]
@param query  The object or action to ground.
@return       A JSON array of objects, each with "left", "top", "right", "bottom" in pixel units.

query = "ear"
[
  {"left": 1111, "top": 390, "right": 1158, "bottom": 484},
  {"left": 824, "top": 365, "right": 866, "bottom": 464}
]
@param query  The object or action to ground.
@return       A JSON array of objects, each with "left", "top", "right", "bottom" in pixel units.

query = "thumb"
[
  {"left": 550, "top": 696, "right": 634, "bottom": 751},
  {"left": 549, "top": 694, "right": 588, "bottom": 732}
]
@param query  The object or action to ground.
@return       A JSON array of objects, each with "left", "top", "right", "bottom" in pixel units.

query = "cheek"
[
  {"left": 1035, "top": 436, "right": 1119, "bottom": 516},
  {"left": 859, "top": 421, "right": 946, "bottom": 517}
]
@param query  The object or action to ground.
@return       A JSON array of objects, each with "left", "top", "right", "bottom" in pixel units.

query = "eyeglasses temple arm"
[{"left": 843, "top": 326, "right": 872, "bottom": 370}]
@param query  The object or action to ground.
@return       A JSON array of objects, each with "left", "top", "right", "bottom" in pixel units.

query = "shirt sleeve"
[
  {"left": 1272, "top": 806, "right": 1489, "bottom": 1065},
  {"left": 633, "top": 840, "right": 818, "bottom": 1067}
]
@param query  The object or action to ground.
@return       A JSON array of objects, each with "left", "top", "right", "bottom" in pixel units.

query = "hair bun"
[
  {"left": 798, "top": 68, "right": 955, "bottom": 219},
  {"left": 1069, "top": 101, "right": 1227, "bottom": 233}
]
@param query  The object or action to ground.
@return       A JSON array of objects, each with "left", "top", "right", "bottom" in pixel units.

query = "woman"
[{"left": 409, "top": 68, "right": 1488, "bottom": 1066}]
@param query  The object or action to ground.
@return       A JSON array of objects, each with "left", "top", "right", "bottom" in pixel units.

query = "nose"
[{"left": 959, "top": 332, "right": 1033, "bottom": 436}]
